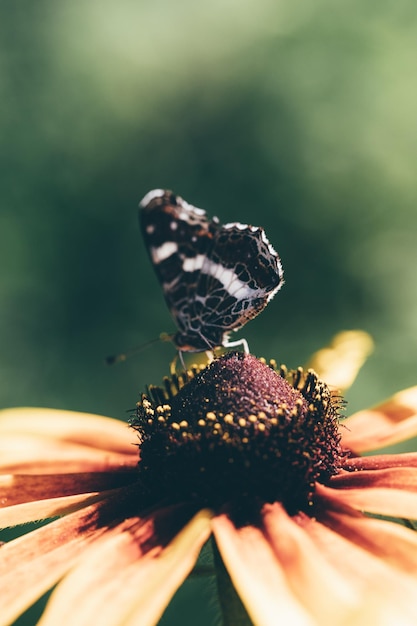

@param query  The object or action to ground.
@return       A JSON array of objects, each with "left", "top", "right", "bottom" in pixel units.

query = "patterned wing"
[
  {"left": 140, "top": 189, "right": 284, "bottom": 352},
  {"left": 139, "top": 189, "right": 218, "bottom": 348},
  {"left": 189, "top": 223, "right": 284, "bottom": 348}
]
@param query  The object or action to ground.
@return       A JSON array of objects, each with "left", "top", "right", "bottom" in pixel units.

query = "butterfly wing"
[
  {"left": 194, "top": 223, "right": 284, "bottom": 347},
  {"left": 139, "top": 190, "right": 218, "bottom": 347},
  {"left": 140, "top": 190, "right": 284, "bottom": 352}
]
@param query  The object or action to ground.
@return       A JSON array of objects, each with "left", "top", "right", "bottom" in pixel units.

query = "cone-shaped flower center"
[{"left": 133, "top": 352, "right": 343, "bottom": 520}]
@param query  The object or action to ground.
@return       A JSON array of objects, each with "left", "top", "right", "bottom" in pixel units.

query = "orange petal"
[
  {"left": 0, "top": 408, "right": 135, "bottom": 454},
  {"left": 342, "top": 452, "right": 417, "bottom": 471},
  {"left": 37, "top": 508, "right": 212, "bottom": 626},
  {"left": 0, "top": 471, "right": 136, "bottom": 507},
  {"left": 297, "top": 511, "right": 417, "bottom": 623},
  {"left": 0, "top": 499, "right": 109, "bottom": 626},
  {"left": 212, "top": 514, "right": 313, "bottom": 626},
  {"left": 261, "top": 503, "right": 359, "bottom": 623},
  {"left": 319, "top": 506, "right": 417, "bottom": 575},
  {"left": 0, "top": 491, "right": 112, "bottom": 528},
  {"left": 316, "top": 481, "right": 417, "bottom": 519},
  {"left": 0, "top": 433, "right": 137, "bottom": 474},
  {"left": 342, "top": 386, "right": 417, "bottom": 452},
  {"left": 330, "top": 466, "right": 417, "bottom": 491}
]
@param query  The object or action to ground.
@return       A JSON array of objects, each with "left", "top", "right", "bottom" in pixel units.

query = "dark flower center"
[{"left": 132, "top": 352, "right": 343, "bottom": 519}]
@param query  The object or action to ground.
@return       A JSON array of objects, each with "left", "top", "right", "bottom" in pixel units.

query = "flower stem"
[{"left": 212, "top": 538, "right": 252, "bottom": 626}]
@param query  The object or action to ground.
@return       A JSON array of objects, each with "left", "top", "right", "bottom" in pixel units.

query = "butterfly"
[{"left": 139, "top": 189, "right": 284, "bottom": 353}]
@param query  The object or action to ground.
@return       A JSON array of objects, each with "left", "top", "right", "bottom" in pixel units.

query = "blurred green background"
[
  {"left": 2, "top": 0, "right": 417, "bottom": 416},
  {"left": 1, "top": 1, "right": 417, "bottom": 623}
]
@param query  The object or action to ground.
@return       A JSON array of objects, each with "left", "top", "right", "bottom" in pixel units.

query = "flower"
[{"left": 1, "top": 342, "right": 417, "bottom": 626}]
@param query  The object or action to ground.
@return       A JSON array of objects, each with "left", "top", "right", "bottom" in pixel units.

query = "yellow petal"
[
  {"left": 307, "top": 330, "right": 374, "bottom": 392},
  {"left": 317, "top": 482, "right": 417, "bottom": 520},
  {"left": 212, "top": 513, "right": 313, "bottom": 626},
  {"left": 0, "top": 433, "right": 137, "bottom": 474},
  {"left": 342, "top": 386, "right": 417, "bottom": 452},
  {"left": 37, "top": 508, "right": 213, "bottom": 626},
  {"left": 0, "top": 408, "right": 135, "bottom": 454},
  {"left": 0, "top": 500, "right": 108, "bottom": 626},
  {"left": 121, "top": 509, "right": 213, "bottom": 626}
]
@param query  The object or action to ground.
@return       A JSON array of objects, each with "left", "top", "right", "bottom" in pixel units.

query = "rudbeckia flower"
[{"left": 1, "top": 335, "right": 417, "bottom": 626}]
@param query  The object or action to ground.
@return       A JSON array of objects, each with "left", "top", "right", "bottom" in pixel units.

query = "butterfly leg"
[
  {"left": 178, "top": 351, "right": 187, "bottom": 371},
  {"left": 204, "top": 350, "right": 215, "bottom": 363},
  {"left": 223, "top": 337, "right": 250, "bottom": 354}
]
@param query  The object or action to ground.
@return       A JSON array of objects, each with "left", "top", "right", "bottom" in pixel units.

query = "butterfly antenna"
[{"left": 105, "top": 333, "right": 174, "bottom": 365}]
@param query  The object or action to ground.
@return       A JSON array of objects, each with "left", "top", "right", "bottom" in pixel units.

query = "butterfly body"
[{"left": 140, "top": 189, "right": 284, "bottom": 352}]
